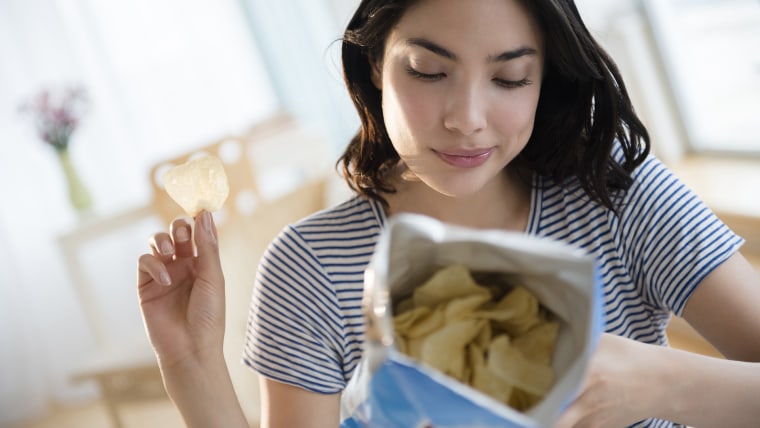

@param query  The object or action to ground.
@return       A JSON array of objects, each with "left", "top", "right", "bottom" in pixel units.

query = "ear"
[{"left": 369, "top": 55, "right": 383, "bottom": 90}]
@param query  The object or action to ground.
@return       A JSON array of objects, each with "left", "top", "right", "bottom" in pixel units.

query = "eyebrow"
[{"left": 406, "top": 37, "right": 537, "bottom": 62}]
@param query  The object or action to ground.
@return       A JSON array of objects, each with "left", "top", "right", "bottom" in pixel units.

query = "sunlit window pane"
[
  {"left": 644, "top": 0, "right": 760, "bottom": 153},
  {"left": 81, "top": 0, "right": 278, "bottom": 157}
]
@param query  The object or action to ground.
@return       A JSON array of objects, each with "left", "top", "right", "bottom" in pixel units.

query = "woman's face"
[{"left": 373, "top": 0, "right": 544, "bottom": 197}]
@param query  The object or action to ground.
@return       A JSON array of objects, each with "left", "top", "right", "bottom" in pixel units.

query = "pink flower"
[{"left": 19, "top": 85, "right": 90, "bottom": 152}]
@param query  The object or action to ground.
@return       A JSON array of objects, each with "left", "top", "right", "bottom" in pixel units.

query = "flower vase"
[{"left": 56, "top": 149, "right": 93, "bottom": 213}]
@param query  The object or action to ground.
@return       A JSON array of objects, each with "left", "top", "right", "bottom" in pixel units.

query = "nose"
[{"left": 443, "top": 82, "right": 487, "bottom": 136}]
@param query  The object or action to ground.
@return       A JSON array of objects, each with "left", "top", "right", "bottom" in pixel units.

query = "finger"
[
  {"left": 194, "top": 211, "right": 223, "bottom": 284},
  {"left": 170, "top": 217, "right": 194, "bottom": 258},
  {"left": 149, "top": 232, "right": 174, "bottom": 260},
  {"left": 137, "top": 253, "right": 172, "bottom": 287}
]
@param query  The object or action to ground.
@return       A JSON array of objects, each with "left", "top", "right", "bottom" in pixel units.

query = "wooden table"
[{"left": 71, "top": 341, "right": 168, "bottom": 428}]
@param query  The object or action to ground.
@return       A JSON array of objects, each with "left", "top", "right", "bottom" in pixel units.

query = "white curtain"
[{"left": 0, "top": 0, "right": 291, "bottom": 424}]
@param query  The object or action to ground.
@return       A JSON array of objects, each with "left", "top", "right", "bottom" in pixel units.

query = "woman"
[{"left": 137, "top": 0, "right": 760, "bottom": 427}]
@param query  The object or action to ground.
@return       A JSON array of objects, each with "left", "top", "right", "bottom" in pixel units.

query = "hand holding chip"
[{"left": 137, "top": 211, "right": 226, "bottom": 369}]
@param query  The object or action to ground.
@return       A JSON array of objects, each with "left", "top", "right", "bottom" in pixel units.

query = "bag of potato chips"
[{"left": 340, "top": 213, "right": 604, "bottom": 428}]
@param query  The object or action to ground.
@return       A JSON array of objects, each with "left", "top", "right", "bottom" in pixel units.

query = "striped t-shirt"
[{"left": 243, "top": 153, "right": 743, "bottom": 427}]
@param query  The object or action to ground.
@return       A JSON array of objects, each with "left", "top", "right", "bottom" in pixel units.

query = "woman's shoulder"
[
  {"left": 610, "top": 142, "right": 670, "bottom": 186},
  {"left": 531, "top": 146, "right": 680, "bottom": 219},
  {"left": 257, "top": 194, "right": 382, "bottom": 300},
  {"left": 618, "top": 149, "right": 685, "bottom": 204},
  {"left": 270, "top": 194, "right": 386, "bottom": 250},
  {"left": 292, "top": 194, "right": 384, "bottom": 230}
]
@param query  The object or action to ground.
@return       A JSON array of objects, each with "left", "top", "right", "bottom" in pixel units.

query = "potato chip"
[
  {"left": 421, "top": 318, "right": 487, "bottom": 382},
  {"left": 394, "top": 306, "right": 445, "bottom": 338},
  {"left": 444, "top": 293, "right": 492, "bottom": 322},
  {"left": 161, "top": 155, "right": 230, "bottom": 217},
  {"left": 469, "top": 343, "right": 513, "bottom": 403},
  {"left": 395, "top": 335, "right": 409, "bottom": 355},
  {"left": 413, "top": 264, "right": 490, "bottom": 309},
  {"left": 393, "top": 306, "right": 431, "bottom": 329},
  {"left": 474, "top": 286, "right": 540, "bottom": 335},
  {"left": 395, "top": 296, "right": 415, "bottom": 314},
  {"left": 487, "top": 335, "right": 555, "bottom": 397},
  {"left": 508, "top": 388, "right": 543, "bottom": 411},
  {"left": 472, "top": 320, "right": 493, "bottom": 350},
  {"left": 392, "top": 264, "right": 559, "bottom": 413},
  {"left": 405, "top": 337, "right": 425, "bottom": 360},
  {"left": 513, "top": 321, "right": 559, "bottom": 365}
]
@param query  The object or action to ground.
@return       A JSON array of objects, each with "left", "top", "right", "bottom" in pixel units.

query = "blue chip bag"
[{"left": 340, "top": 214, "right": 604, "bottom": 428}]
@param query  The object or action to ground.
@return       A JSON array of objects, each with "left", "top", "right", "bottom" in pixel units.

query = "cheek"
[
  {"left": 385, "top": 78, "right": 434, "bottom": 121},
  {"left": 495, "top": 89, "right": 541, "bottom": 140},
  {"left": 382, "top": 75, "right": 438, "bottom": 146}
]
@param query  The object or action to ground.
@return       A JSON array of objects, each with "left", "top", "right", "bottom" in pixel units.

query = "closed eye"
[
  {"left": 405, "top": 65, "right": 445, "bottom": 81},
  {"left": 493, "top": 78, "right": 531, "bottom": 89}
]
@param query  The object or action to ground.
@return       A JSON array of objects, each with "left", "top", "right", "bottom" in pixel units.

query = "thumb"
[{"left": 194, "top": 210, "right": 223, "bottom": 281}]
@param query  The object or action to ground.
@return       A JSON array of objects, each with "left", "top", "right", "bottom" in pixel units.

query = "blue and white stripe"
[
  {"left": 244, "top": 197, "right": 385, "bottom": 393},
  {"left": 528, "top": 153, "right": 743, "bottom": 347}
]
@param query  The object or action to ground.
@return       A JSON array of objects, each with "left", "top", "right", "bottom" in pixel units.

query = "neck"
[{"left": 383, "top": 168, "right": 532, "bottom": 232}]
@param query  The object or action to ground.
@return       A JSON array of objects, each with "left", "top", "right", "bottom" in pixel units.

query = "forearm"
[
  {"left": 657, "top": 346, "right": 760, "bottom": 427},
  {"left": 160, "top": 350, "right": 249, "bottom": 428}
]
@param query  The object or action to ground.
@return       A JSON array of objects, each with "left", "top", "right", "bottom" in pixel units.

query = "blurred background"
[{"left": 1, "top": 0, "right": 758, "bottom": 427}]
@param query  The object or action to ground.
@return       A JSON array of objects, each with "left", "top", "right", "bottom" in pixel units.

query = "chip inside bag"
[{"left": 340, "top": 214, "right": 604, "bottom": 428}]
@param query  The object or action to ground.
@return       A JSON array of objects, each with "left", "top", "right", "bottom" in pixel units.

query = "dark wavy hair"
[{"left": 337, "top": 0, "right": 650, "bottom": 212}]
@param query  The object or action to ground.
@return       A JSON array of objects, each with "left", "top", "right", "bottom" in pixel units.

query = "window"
[
  {"left": 79, "top": 0, "right": 279, "bottom": 158},
  {"left": 643, "top": 0, "right": 760, "bottom": 154}
]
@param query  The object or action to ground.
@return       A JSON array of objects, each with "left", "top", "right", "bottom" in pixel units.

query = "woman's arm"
[
  {"left": 259, "top": 377, "right": 341, "bottom": 428},
  {"left": 681, "top": 251, "right": 760, "bottom": 361},
  {"left": 655, "top": 344, "right": 760, "bottom": 427},
  {"left": 161, "top": 348, "right": 249, "bottom": 428},
  {"left": 658, "top": 250, "right": 760, "bottom": 427},
  {"left": 137, "top": 212, "right": 248, "bottom": 428}
]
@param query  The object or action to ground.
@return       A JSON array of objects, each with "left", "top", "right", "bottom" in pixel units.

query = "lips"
[{"left": 433, "top": 147, "right": 494, "bottom": 168}]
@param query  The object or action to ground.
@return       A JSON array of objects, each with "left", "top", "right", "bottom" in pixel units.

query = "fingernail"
[
  {"left": 202, "top": 211, "right": 216, "bottom": 243},
  {"left": 176, "top": 226, "right": 190, "bottom": 242},
  {"left": 160, "top": 270, "right": 171, "bottom": 286},
  {"left": 160, "top": 240, "right": 174, "bottom": 255}
]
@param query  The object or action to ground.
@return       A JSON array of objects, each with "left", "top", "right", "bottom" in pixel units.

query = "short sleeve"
[
  {"left": 621, "top": 155, "right": 745, "bottom": 315},
  {"left": 243, "top": 225, "right": 347, "bottom": 394}
]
